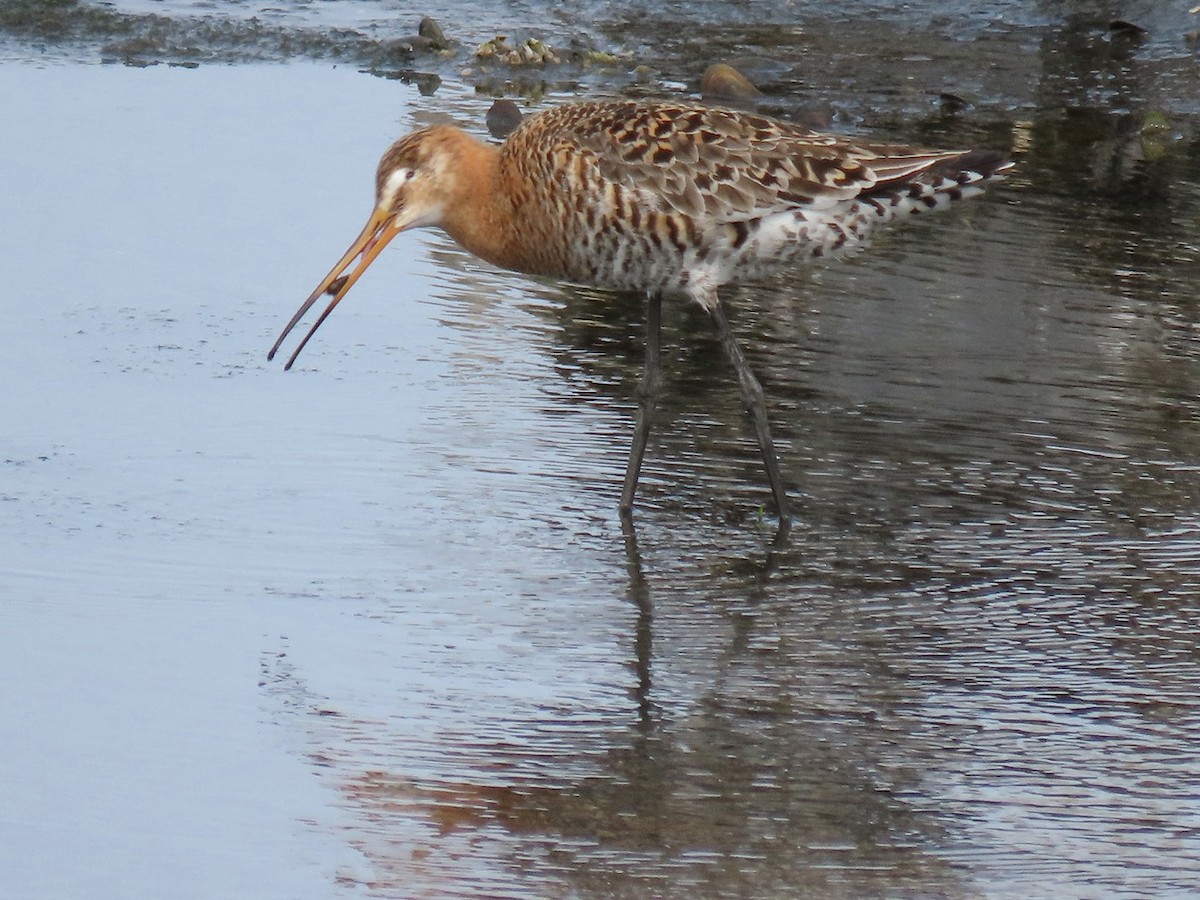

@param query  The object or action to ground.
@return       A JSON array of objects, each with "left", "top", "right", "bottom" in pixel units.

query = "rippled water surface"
[{"left": 3, "top": 3, "right": 1200, "bottom": 897}]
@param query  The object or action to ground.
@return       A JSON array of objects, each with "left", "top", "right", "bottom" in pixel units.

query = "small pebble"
[
  {"left": 1108, "top": 19, "right": 1147, "bottom": 36},
  {"left": 486, "top": 99, "right": 524, "bottom": 138},
  {"left": 701, "top": 63, "right": 761, "bottom": 102},
  {"left": 418, "top": 17, "right": 448, "bottom": 49}
]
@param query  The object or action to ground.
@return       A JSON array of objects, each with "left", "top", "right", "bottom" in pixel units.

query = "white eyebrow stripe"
[{"left": 383, "top": 167, "right": 412, "bottom": 200}]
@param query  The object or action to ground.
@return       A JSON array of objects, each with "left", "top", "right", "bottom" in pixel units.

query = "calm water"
[{"left": 2, "top": 2, "right": 1199, "bottom": 898}]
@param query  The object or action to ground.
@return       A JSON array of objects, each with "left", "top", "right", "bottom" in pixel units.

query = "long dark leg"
[
  {"left": 621, "top": 292, "right": 663, "bottom": 518},
  {"left": 707, "top": 298, "right": 792, "bottom": 528}
]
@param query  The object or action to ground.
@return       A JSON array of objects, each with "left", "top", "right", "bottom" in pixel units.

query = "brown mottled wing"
[{"left": 509, "top": 101, "right": 968, "bottom": 223}]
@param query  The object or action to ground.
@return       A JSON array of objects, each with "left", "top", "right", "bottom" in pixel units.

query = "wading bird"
[{"left": 269, "top": 100, "right": 1011, "bottom": 529}]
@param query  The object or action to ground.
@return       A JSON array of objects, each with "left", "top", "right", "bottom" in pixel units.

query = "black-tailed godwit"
[{"left": 269, "top": 100, "right": 1011, "bottom": 528}]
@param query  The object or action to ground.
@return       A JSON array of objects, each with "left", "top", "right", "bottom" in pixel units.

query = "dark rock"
[
  {"left": 417, "top": 17, "right": 447, "bottom": 50},
  {"left": 486, "top": 99, "right": 524, "bottom": 138}
]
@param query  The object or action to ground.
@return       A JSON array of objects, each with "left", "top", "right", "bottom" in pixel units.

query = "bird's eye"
[{"left": 384, "top": 167, "right": 416, "bottom": 200}]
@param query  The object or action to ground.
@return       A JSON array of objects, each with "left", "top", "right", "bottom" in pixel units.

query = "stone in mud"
[
  {"left": 418, "top": 17, "right": 447, "bottom": 50},
  {"left": 701, "top": 63, "right": 761, "bottom": 103},
  {"left": 486, "top": 99, "right": 523, "bottom": 138}
]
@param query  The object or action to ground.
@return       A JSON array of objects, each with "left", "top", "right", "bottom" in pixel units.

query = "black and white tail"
[{"left": 796, "top": 150, "right": 1012, "bottom": 261}]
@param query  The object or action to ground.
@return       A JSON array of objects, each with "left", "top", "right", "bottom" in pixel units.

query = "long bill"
[{"left": 267, "top": 206, "right": 405, "bottom": 370}]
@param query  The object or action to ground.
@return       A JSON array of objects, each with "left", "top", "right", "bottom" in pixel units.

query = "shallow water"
[{"left": 3, "top": 3, "right": 1200, "bottom": 898}]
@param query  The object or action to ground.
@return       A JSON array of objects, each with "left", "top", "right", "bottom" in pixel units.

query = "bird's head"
[
  {"left": 373, "top": 126, "right": 463, "bottom": 231},
  {"left": 267, "top": 126, "right": 468, "bottom": 369}
]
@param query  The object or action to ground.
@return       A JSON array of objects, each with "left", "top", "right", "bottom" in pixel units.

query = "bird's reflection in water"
[{"left": 620, "top": 516, "right": 656, "bottom": 731}]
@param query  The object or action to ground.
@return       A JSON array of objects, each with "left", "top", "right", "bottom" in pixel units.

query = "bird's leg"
[
  {"left": 621, "top": 292, "right": 663, "bottom": 518},
  {"left": 707, "top": 298, "right": 792, "bottom": 528}
]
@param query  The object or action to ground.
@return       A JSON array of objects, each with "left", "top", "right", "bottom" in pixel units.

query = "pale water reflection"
[{"left": 2, "top": 8, "right": 1200, "bottom": 898}]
